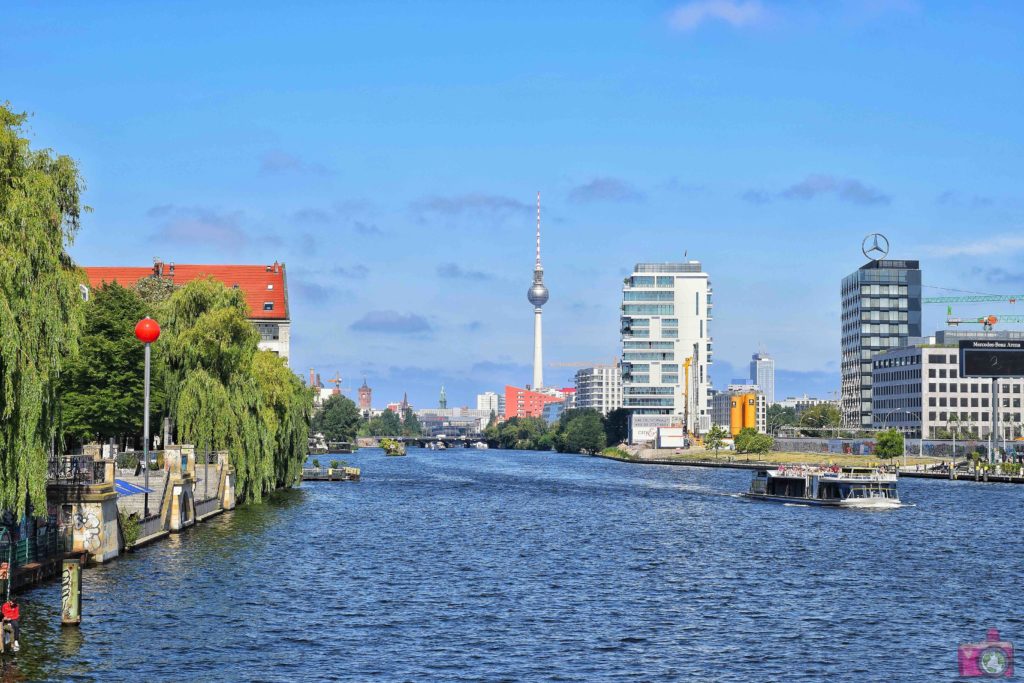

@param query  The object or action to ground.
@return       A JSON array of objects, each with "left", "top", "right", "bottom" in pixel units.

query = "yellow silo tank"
[
  {"left": 743, "top": 393, "right": 757, "bottom": 431},
  {"left": 729, "top": 398, "right": 742, "bottom": 436}
]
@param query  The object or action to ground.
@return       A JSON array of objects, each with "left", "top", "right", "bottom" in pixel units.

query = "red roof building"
[{"left": 82, "top": 260, "right": 291, "bottom": 363}]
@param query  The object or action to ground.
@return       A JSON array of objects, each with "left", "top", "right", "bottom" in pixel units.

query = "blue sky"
[{"left": 4, "top": 1, "right": 1024, "bottom": 408}]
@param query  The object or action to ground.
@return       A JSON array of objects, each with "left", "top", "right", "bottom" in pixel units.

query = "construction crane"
[
  {"left": 925, "top": 295, "right": 1022, "bottom": 304},
  {"left": 326, "top": 372, "right": 350, "bottom": 394},
  {"left": 947, "top": 315, "right": 1024, "bottom": 330}
]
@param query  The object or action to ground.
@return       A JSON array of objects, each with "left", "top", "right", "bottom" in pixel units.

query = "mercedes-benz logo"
[{"left": 862, "top": 233, "right": 889, "bottom": 261}]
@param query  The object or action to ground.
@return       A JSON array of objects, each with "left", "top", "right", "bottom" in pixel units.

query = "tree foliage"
[
  {"left": 704, "top": 424, "right": 728, "bottom": 455},
  {"left": 0, "top": 104, "right": 86, "bottom": 516},
  {"left": 875, "top": 429, "right": 904, "bottom": 459},
  {"left": 735, "top": 427, "right": 773, "bottom": 455},
  {"left": 603, "top": 407, "right": 630, "bottom": 446},
  {"left": 766, "top": 405, "right": 798, "bottom": 433},
  {"left": 552, "top": 409, "right": 606, "bottom": 454},
  {"left": 61, "top": 282, "right": 158, "bottom": 447},
  {"left": 799, "top": 404, "right": 842, "bottom": 431},
  {"left": 401, "top": 407, "right": 422, "bottom": 437},
  {"left": 360, "top": 409, "right": 403, "bottom": 437},
  {"left": 312, "top": 394, "right": 361, "bottom": 443},
  {"left": 484, "top": 416, "right": 550, "bottom": 450},
  {"left": 164, "top": 278, "right": 311, "bottom": 503}
]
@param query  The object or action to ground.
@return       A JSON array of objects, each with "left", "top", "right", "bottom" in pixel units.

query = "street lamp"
[
  {"left": 134, "top": 316, "right": 161, "bottom": 517},
  {"left": 882, "top": 407, "right": 920, "bottom": 468}
]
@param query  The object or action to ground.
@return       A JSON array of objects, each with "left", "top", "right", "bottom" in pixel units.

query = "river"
[{"left": 8, "top": 448, "right": 1024, "bottom": 681}]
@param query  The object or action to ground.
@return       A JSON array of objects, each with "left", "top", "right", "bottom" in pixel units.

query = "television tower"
[{"left": 526, "top": 192, "right": 549, "bottom": 389}]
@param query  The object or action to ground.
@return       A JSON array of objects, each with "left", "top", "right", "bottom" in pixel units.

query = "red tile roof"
[{"left": 82, "top": 262, "right": 289, "bottom": 320}]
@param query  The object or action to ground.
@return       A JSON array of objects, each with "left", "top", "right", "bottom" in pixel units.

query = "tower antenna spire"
[{"left": 536, "top": 191, "right": 542, "bottom": 270}]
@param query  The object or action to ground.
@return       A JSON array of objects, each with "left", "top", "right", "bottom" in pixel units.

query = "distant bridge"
[{"left": 357, "top": 436, "right": 485, "bottom": 449}]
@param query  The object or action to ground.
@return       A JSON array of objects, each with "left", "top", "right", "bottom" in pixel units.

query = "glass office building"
[{"left": 840, "top": 259, "right": 922, "bottom": 428}]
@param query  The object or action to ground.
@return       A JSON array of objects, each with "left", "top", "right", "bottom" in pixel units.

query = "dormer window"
[{"left": 263, "top": 302, "right": 274, "bottom": 311}]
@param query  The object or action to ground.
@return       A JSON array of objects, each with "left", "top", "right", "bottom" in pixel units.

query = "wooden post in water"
[{"left": 61, "top": 557, "right": 83, "bottom": 626}]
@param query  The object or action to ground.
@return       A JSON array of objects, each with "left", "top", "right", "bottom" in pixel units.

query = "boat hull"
[{"left": 741, "top": 493, "right": 901, "bottom": 508}]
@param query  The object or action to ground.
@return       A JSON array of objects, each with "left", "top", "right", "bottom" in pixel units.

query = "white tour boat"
[{"left": 742, "top": 466, "right": 901, "bottom": 509}]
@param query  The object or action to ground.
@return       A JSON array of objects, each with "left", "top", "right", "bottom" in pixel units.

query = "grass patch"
[{"left": 600, "top": 447, "right": 634, "bottom": 460}]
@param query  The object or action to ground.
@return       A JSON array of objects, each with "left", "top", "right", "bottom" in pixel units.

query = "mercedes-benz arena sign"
[{"left": 959, "top": 340, "right": 1024, "bottom": 378}]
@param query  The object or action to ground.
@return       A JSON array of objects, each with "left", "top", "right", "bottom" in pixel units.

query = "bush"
[
  {"left": 116, "top": 451, "right": 139, "bottom": 471},
  {"left": 330, "top": 460, "right": 340, "bottom": 469},
  {"left": 119, "top": 510, "right": 140, "bottom": 548},
  {"left": 312, "top": 459, "right": 321, "bottom": 469},
  {"left": 600, "top": 447, "right": 632, "bottom": 459}
]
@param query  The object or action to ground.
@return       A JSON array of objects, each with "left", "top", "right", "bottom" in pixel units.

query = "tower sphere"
[{"left": 528, "top": 281, "right": 549, "bottom": 307}]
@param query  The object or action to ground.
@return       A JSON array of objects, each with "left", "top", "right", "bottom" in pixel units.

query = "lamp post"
[
  {"left": 134, "top": 317, "right": 161, "bottom": 517},
  {"left": 882, "top": 407, "right": 920, "bottom": 468}
]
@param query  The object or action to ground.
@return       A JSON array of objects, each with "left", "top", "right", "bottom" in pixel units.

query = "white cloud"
[
  {"left": 927, "top": 234, "right": 1024, "bottom": 258},
  {"left": 668, "top": 0, "right": 766, "bottom": 31}
]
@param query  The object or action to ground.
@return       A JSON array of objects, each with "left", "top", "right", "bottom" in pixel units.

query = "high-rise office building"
[
  {"left": 749, "top": 352, "right": 775, "bottom": 405},
  {"left": 620, "top": 260, "right": 713, "bottom": 435},
  {"left": 841, "top": 255, "right": 921, "bottom": 428},
  {"left": 574, "top": 364, "right": 623, "bottom": 415}
]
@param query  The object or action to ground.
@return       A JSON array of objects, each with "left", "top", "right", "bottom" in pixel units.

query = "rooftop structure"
[{"left": 83, "top": 260, "right": 291, "bottom": 363}]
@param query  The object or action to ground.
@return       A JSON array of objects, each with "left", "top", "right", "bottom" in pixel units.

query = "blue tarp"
[{"left": 114, "top": 479, "right": 153, "bottom": 496}]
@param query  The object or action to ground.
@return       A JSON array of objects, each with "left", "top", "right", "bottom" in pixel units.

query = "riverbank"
[
  {"left": 594, "top": 448, "right": 1024, "bottom": 484},
  {"left": 603, "top": 447, "right": 941, "bottom": 468}
]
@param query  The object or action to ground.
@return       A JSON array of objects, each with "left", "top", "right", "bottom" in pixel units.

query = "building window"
[{"left": 263, "top": 302, "right": 274, "bottom": 311}]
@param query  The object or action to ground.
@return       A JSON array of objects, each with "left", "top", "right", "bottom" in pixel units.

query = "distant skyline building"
[
  {"left": 840, "top": 241, "right": 921, "bottom": 428},
  {"left": 749, "top": 351, "right": 775, "bottom": 405},
  {"left": 574, "top": 364, "right": 623, "bottom": 415},
  {"left": 620, "top": 260, "right": 713, "bottom": 435},
  {"left": 439, "top": 385, "right": 447, "bottom": 409},
  {"left": 504, "top": 385, "right": 563, "bottom": 420},
  {"left": 476, "top": 391, "right": 499, "bottom": 414},
  {"left": 527, "top": 192, "right": 549, "bottom": 389},
  {"left": 358, "top": 379, "right": 373, "bottom": 412}
]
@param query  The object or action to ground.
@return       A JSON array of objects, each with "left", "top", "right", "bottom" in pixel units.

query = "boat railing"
[{"left": 772, "top": 468, "right": 897, "bottom": 482}]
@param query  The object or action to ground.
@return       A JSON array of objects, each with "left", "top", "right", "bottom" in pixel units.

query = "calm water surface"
[{"left": 8, "top": 449, "right": 1024, "bottom": 682}]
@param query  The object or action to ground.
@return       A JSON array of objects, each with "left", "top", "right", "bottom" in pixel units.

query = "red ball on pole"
[{"left": 134, "top": 317, "right": 161, "bottom": 344}]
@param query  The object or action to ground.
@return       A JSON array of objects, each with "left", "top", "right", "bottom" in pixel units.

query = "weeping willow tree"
[
  {"left": 163, "top": 278, "right": 312, "bottom": 503},
  {"left": 0, "top": 104, "right": 86, "bottom": 517}
]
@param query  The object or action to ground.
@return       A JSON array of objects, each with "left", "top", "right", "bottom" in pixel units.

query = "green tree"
[
  {"left": 603, "top": 408, "right": 630, "bottom": 445},
  {"left": 364, "top": 409, "right": 403, "bottom": 436},
  {"left": 704, "top": 424, "right": 728, "bottom": 456},
  {"left": 766, "top": 405, "right": 798, "bottom": 433},
  {"left": 313, "top": 394, "right": 362, "bottom": 443},
  {"left": 555, "top": 409, "right": 606, "bottom": 454},
  {"left": 134, "top": 274, "right": 177, "bottom": 306},
  {"left": 875, "top": 429, "right": 904, "bottom": 459},
  {"left": 164, "top": 278, "right": 311, "bottom": 503},
  {"left": 0, "top": 104, "right": 86, "bottom": 516},
  {"left": 61, "top": 283, "right": 155, "bottom": 447},
  {"left": 799, "top": 404, "right": 842, "bottom": 432},
  {"left": 401, "top": 407, "right": 422, "bottom": 437},
  {"left": 748, "top": 433, "right": 774, "bottom": 455},
  {"left": 734, "top": 427, "right": 758, "bottom": 453}
]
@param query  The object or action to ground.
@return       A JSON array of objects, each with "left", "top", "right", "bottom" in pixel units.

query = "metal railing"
[
  {"left": 48, "top": 455, "right": 106, "bottom": 485},
  {"left": 137, "top": 515, "right": 164, "bottom": 541},
  {"left": 195, "top": 498, "right": 221, "bottom": 518},
  {"left": 0, "top": 527, "right": 63, "bottom": 570}
]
